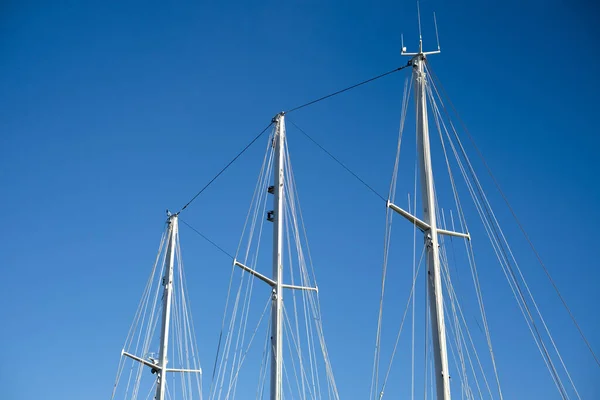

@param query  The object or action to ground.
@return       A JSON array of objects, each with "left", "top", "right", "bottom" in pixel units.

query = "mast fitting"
[{"left": 272, "top": 111, "right": 285, "bottom": 123}]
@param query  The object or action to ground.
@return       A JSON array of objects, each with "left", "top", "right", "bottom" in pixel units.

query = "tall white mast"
[
  {"left": 155, "top": 213, "right": 178, "bottom": 400},
  {"left": 271, "top": 112, "right": 285, "bottom": 400},
  {"left": 387, "top": 29, "right": 470, "bottom": 399},
  {"left": 413, "top": 48, "right": 451, "bottom": 400}
]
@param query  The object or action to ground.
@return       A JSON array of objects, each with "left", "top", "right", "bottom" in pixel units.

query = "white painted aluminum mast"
[
  {"left": 120, "top": 213, "right": 202, "bottom": 400},
  {"left": 155, "top": 213, "right": 178, "bottom": 400},
  {"left": 271, "top": 112, "right": 285, "bottom": 400},
  {"left": 232, "top": 112, "right": 318, "bottom": 400},
  {"left": 411, "top": 45, "right": 452, "bottom": 400},
  {"left": 385, "top": 24, "right": 470, "bottom": 399},
  {"left": 401, "top": 36, "right": 451, "bottom": 398}
]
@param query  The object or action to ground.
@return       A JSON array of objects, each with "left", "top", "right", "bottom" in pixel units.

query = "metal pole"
[
  {"left": 270, "top": 113, "right": 285, "bottom": 400},
  {"left": 155, "top": 214, "right": 178, "bottom": 400},
  {"left": 413, "top": 52, "right": 452, "bottom": 400}
]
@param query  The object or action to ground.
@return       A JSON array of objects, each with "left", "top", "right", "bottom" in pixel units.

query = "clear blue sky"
[{"left": 1, "top": 0, "right": 599, "bottom": 399}]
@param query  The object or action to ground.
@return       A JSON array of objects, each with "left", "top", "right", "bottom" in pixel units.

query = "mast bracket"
[
  {"left": 166, "top": 368, "right": 203, "bottom": 374},
  {"left": 234, "top": 260, "right": 277, "bottom": 286},
  {"left": 438, "top": 228, "right": 470, "bottom": 240},
  {"left": 387, "top": 201, "right": 429, "bottom": 231},
  {"left": 122, "top": 350, "right": 163, "bottom": 372},
  {"left": 387, "top": 201, "right": 470, "bottom": 240},
  {"left": 234, "top": 260, "right": 318, "bottom": 292},
  {"left": 281, "top": 283, "right": 318, "bottom": 293}
]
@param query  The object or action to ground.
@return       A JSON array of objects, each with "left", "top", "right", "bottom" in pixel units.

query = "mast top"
[
  {"left": 401, "top": 2, "right": 441, "bottom": 58},
  {"left": 166, "top": 209, "right": 178, "bottom": 221},
  {"left": 272, "top": 111, "right": 285, "bottom": 124}
]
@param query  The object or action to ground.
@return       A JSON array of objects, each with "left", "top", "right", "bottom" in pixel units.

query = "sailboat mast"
[
  {"left": 156, "top": 213, "right": 178, "bottom": 400},
  {"left": 270, "top": 113, "right": 285, "bottom": 400},
  {"left": 412, "top": 46, "right": 451, "bottom": 399},
  {"left": 117, "top": 213, "right": 202, "bottom": 397}
]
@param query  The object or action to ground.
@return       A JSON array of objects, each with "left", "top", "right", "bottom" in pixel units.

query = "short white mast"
[
  {"left": 119, "top": 213, "right": 203, "bottom": 398},
  {"left": 156, "top": 213, "right": 178, "bottom": 400},
  {"left": 231, "top": 112, "right": 318, "bottom": 399},
  {"left": 271, "top": 112, "right": 285, "bottom": 400}
]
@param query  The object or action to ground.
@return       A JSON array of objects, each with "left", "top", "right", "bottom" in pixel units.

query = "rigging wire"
[
  {"left": 427, "top": 61, "right": 584, "bottom": 398},
  {"left": 427, "top": 81, "right": 505, "bottom": 399},
  {"left": 210, "top": 135, "right": 275, "bottom": 400},
  {"left": 410, "top": 199, "right": 417, "bottom": 399},
  {"left": 285, "top": 63, "right": 412, "bottom": 114},
  {"left": 177, "top": 121, "right": 274, "bottom": 214},
  {"left": 111, "top": 227, "right": 168, "bottom": 400},
  {"left": 285, "top": 141, "right": 340, "bottom": 399},
  {"left": 426, "top": 75, "right": 572, "bottom": 398},
  {"left": 428, "top": 73, "right": 568, "bottom": 397},
  {"left": 176, "top": 63, "right": 412, "bottom": 215},
  {"left": 378, "top": 245, "right": 426, "bottom": 397},
  {"left": 426, "top": 60, "right": 600, "bottom": 369},
  {"left": 180, "top": 218, "right": 234, "bottom": 260},
  {"left": 436, "top": 206, "right": 492, "bottom": 398},
  {"left": 370, "top": 77, "right": 411, "bottom": 400},
  {"left": 287, "top": 118, "right": 387, "bottom": 202},
  {"left": 112, "top": 221, "right": 203, "bottom": 400}
]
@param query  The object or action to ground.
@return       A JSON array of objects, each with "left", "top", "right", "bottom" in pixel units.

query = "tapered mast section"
[
  {"left": 404, "top": 40, "right": 451, "bottom": 399},
  {"left": 229, "top": 112, "right": 319, "bottom": 398},
  {"left": 271, "top": 112, "right": 285, "bottom": 400},
  {"left": 116, "top": 213, "right": 203, "bottom": 399},
  {"left": 156, "top": 213, "right": 178, "bottom": 400}
]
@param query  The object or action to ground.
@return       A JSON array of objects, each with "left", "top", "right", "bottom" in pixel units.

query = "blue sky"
[{"left": 1, "top": 0, "right": 599, "bottom": 399}]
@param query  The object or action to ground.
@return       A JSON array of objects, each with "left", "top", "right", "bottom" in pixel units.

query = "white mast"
[
  {"left": 271, "top": 112, "right": 285, "bottom": 400},
  {"left": 387, "top": 24, "right": 470, "bottom": 399},
  {"left": 412, "top": 48, "right": 451, "bottom": 400},
  {"left": 155, "top": 213, "right": 178, "bottom": 400},
  {"left": 394, "top": 5, "right": 457, "bottom": 399},
  {"left": 121, "top": 213, "right": 202, "bottom": 399},
  {"left": 231, "top": 112, "right": 318, "bottom": 400}
]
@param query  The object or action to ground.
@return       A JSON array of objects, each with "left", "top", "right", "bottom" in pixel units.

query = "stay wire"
[
  {"left": 180, "top": 218, "right": 234, "bottom": 260},
  {"left": 177, "top": 121, "right": 274, "bottom": 214},
  {"left": 287, "top": 118, "right": 387, "bottom": 202},
  {"left": 176, "top": 64, "right": 412, "bottom": 213},
  {"left": 427, "top": 67, "right": 569, "bottom": 398},
  {"left": 426, "top": 59, "right": 600, "bottom": 369},
  {"left": 285, "top": 63, "right": 412, "bottom": 114}
]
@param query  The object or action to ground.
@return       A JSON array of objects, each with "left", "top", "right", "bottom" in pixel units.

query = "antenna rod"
[
  {"left": 434, "top": 12, "right": 440, "bottom": 50},
  {"left": 417, "top": 0, "right": 423, "bottom": 41},
  {"left": 270, "top": 113, "right": 285, "bottom": 400}
]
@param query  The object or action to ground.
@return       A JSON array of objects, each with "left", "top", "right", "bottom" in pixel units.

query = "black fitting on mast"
[{"left": 271, "top": 111, "right": 285, "bottom": 124}]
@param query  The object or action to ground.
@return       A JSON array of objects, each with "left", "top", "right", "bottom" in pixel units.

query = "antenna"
[
  {"left": 434, "top": 12, "right": 440, "bottom": 50},
  {"left": 401, "top": 33, "right": 407, "bottom": 53},
  {"left": 416, "top": 0, "right": 423, "bottom": 41},
  {"left": 401, "top": 2, "right": 440, "bottom": 57}
]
